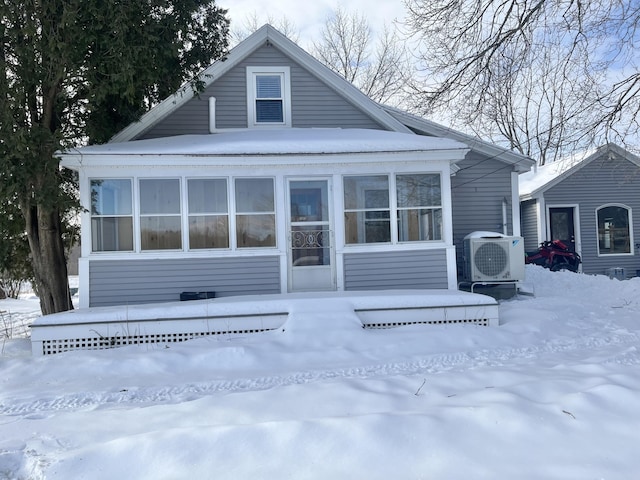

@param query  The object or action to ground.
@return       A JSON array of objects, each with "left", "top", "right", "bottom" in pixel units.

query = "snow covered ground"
[{"left": 1, "top": 265, "right": 639, "bottom": 479}]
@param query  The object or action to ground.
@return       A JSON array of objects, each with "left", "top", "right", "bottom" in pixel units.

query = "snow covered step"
[{"left": 30, "top": 290, "right": 498, "bottom": 355}]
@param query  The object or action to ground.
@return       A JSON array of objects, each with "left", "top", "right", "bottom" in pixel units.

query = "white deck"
[{"left": 30, "top": 290, "right": 499, "bottom": 355}]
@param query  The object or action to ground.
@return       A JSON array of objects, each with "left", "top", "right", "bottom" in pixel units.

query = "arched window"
[{"left": 597, "top": 204, "right": 633, "bottom": 255}]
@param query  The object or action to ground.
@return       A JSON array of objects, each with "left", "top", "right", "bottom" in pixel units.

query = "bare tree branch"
[
  {"left": 230, "top": 12, "right": 300, "bottom": 44},
  {"left": 312, "top": 8, "right": 414, "bottom": 106},
  {"left": 403, "top": 0, "right": 640, "bottom": 163}
]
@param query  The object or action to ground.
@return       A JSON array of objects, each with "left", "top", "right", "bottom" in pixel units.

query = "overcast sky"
[{"left": 217, "top": 0, "right": 409, "bottom": 44}]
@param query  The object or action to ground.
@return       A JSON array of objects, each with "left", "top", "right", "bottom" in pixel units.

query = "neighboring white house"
[{"left": 59, "top": 24, "right": 534, "bottom": 308}]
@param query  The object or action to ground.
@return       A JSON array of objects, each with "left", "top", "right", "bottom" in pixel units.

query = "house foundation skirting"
[{"left": 31, "top": 290, "right": 499, "bottom": 356}]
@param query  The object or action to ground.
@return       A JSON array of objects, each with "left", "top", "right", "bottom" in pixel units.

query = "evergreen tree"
[
  {"left": 0, "top": 0, "right": 229, "bottom": 314},
  {"left": 0, "top": 197, "right": 33, "bottom": 298}
]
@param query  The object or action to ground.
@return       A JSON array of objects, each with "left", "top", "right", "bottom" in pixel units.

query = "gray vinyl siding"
[
  {"left": 343, "top": 249, "right": 448, "bottom": 290},
  {"left": 543, "top": 154, "right": 640, "bottom": 276},
  {"left": 138, "top": 44, "right": 384, "bottom": 139},
  {"left": 89, "top": 256, "right": 281, "bottom": 307},
  {"left": 520, "top": 199, "right": 539, "bottom": 251},
  {"left": 451, "top": 151, "right": 514, "bottom": 275}
]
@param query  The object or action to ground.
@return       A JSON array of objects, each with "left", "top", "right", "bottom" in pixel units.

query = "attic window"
[{"left": 247, "top": 66, "right": 291, "bottom": 127}]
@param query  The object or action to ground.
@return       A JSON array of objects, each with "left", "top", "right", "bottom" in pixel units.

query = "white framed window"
[
  {"left": 187, "top": 178, "right": 229, "bottom": 249},
  {"left": 246, "top": 66, "right": 291, "bottom": 127},
  {"left": 90, "top": 179, "right": 134, "bottom": 252},
  {"left": 396, "top": 174, "right": 443, "bottom": 241},
  {"left": 343, "top": 175, "right": 391, "bottom": 244},
  {"left": 343, "top": 173, "right": 444, "bottom": 245},
  {"left": 234, "top": 177, "right": 276, "bottom": 248},
  {"left": 139, "top": 178, "right": 182, "bottom": 250},
  {"left": 596, "top": 204, "right": 633, "bottom": 255}
]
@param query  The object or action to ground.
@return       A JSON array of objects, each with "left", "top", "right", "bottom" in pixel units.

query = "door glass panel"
[
  {"left": 290, "top": 181, "right": 328, "bottom": 222},
  {"left": 291, "top": 225, "right": 330, "bottom": 266},
  {"left": 549, "top": 207, "right": 576, "bottom": 251},
  {"left": 550, "top": 212, "right": 569, "bottom": 241},
  {"left": 289, "top": 181, "right": 330, "bottom": 268}
]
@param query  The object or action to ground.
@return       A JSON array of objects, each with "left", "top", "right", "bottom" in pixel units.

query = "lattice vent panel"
[
  {"left": 40, "top": 327, "right": 272, "bottom": 355},
  {"left": 363, "top": 318, "right": 490, "bottom": 329}
]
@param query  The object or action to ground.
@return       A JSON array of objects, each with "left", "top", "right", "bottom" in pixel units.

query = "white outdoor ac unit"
[{"left": 463, "top": 233, "right": 525, "bottom": 282}]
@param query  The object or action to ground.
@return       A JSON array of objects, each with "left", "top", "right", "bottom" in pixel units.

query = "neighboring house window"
[
  {"left": 597, "top": 204, "right": 633, "bottom": 255},
  {"left": 397, "top": 174, "right": 442, "bottom": 241},
  {"left": 246, "top": 66, "right": 291, "bottom": 127},
  {"left": 187, "top": 179, "right": 229, "bottom": 249},
  {"left": 139, "top": 179, "right": 182, "bottom": 250},
  {"left": 235, "top": 178, "right": 276, "bottom": 248},
  {"left": 90, "top": 179, "right": 133, "bottom": 252},
  {"left": 344, "top": 175, "right": 391, "bottom": 244}
]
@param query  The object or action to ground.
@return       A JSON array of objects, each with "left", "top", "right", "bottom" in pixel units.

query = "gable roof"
[
  {"left": 382, "top": 106, "right": 535, "bottom": 172},
  {"left": 107, "top": 23, "right": 535, "bottom": 174},
  {"left": 519, "top": 143, "right": 640, "bottom": 200},
  {"left": 110, "top": 24, "right": 411, "bottom": 142}
]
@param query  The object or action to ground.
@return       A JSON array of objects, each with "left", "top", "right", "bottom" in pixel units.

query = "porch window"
[
  {"left": 597, "top": 204, "right": 632, "bottom": 255},
  {"left": 90, "top": 179, "right": 133, "bottom": 252},
  {"left": 344, "top": 176, "right": 391, "bottom": 244},
  {"left": 396, "top": 174, "right": 442, "bottom": 241},
  {"left": 187, "top": 179, "right": 229, "bottom": 249},
  {"left": 235, "top": 178, "right": 276, "bottom": 248},
  {"left": 139, "top": 179, "right": 182, "bottom": 250},
  {"left": 246, "top": 66, "right": 291, "bottom": 127}
]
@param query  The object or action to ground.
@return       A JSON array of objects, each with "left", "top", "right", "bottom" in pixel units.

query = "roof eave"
[
  {"left": 519, "top": 143, "right": 640, "bottom": 198},
  {"left": 58, "top": 147, "right": 470, "bottom": 171},
  {"left": 383, "top": 106, "right": 535, "bottom": 171}
]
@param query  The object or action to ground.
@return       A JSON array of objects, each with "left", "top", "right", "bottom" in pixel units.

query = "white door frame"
[{"left": 286, "top": 177, "right": 336, "bottom": 292}]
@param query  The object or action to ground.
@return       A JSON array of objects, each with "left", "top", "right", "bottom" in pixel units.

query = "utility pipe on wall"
[
  {"left": 502, "top": 197, "right": 508, "bottom": 235},
  {"left": 208, "top": 97, "right": 216, "bottom": 133}
]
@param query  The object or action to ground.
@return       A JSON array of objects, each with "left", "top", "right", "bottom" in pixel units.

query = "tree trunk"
[{"left": 24, "top": 203, "right": 73, "bottom": 315}]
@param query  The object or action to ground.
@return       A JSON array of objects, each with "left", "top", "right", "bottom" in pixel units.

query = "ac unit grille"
[
  {"left": 463, "top": 234, "right": 525, "bottom": 282},
  {"left": 474, "top": 242, "right": 508, "bottom": 276}
]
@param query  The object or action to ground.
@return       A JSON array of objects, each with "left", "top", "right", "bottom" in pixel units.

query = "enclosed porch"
[{"left": 59, "top": 129, "right": 470, "bottom": 308}]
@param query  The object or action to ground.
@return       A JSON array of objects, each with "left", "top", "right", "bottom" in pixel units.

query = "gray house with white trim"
[
  {"left": 520, "top": 143, "right": 640, "bottom": 277},
  {"left": 60, "top": 25, "right": 534, "bottom": 308}
]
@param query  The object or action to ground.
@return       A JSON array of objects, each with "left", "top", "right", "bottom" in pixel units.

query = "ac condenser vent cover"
[
  {"left": 474, "top": 242, "right": 508, "bottom": 277},
  {"left": 463, "top": 233, "right": 525, "bottom": 282}
]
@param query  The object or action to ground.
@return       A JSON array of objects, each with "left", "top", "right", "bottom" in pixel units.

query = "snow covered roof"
[
  {"left": 519, "top": 144, "right": 640, "bottom": 199},
  {"left": 518, "top": 156, "right": 585, "bottom": 198},
  {"left": 60, "top": 128, "right": 468, "bottom": 158}
]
